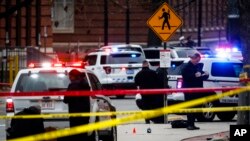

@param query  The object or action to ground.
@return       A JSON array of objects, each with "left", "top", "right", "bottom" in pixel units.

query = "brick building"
[{"left": 0, "top": 0, "right": 227, "bottom": 52}]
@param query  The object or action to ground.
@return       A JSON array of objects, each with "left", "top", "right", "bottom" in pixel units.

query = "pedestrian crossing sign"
[{"left": 147, "top": 2, "right": 183, "bottom": 42}]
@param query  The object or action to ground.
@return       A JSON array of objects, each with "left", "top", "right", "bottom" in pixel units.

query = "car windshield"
[
  {"left": 176, "top": 49, "right": 198, "bottom": 58},
  {"left": 101, "top": 53, "right": 144, "bottom": 64},
  {"left": 144, "top": 50, "right": 160, "bottom": 59},
  {"left": 15, "top": 72, "right": 70, "bottom": 92}
]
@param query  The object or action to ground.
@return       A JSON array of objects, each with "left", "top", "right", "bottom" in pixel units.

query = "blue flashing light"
[
  {"left": 232, "top": 47, "right": 239, "bottom": 52},
  {"left": 131, "top": 54, "right": 136, "bottom": 58},
  {"left": 172, "top": 64, "right": 176, "bottom": 68}
]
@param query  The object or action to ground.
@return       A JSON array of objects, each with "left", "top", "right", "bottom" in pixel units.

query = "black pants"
[
  {"left": 184, "top": 93, "right": 199, "bottom": 127},
  {"left": 136, "top": 97, "right": 165, "bottom": 124}
]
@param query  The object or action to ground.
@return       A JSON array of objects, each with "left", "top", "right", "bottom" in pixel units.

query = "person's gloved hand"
[{"left": 195, "top": 72, "right": 202, "bottom": 77}]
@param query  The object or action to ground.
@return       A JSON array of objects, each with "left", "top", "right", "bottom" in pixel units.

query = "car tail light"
[
  {"left": 121, "top": 67, "right": 126, "bottom": 71},
  {"left": 177, "top": 78, "right": 183, "bottom": 89},
  {"left": 103, "top": 66, "right": 111, "bottom": 74},
  {"left": 6, "top": 98, "right": 14, "bottom": 112}
]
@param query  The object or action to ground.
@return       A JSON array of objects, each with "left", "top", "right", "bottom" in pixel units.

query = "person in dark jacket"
[
  {"left": 181, "top": 53, "right": 209, "bottom": 130},
  {"left": 135, "top": 60, "right": 164, "bottom": 123},
  {"left": 63, "top": 69, "right": 91, "bottom": 141},
  {"left": 7, "top": 105, "right": 45, "bottom": 139}
]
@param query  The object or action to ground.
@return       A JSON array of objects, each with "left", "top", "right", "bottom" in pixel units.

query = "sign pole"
[
  {"left": 147, "top": 2, "right": 183, "bottom": 124},
  {"left": 163, "top": 42, "right": 168, "bottom": 124}
]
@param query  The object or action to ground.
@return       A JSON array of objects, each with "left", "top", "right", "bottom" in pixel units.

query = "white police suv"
[
  {"left": 84, "top": 45, "right": 145, "bottom": 98},
  {"left": 5, "top": 62, "right": 117, "bottom": 141},
  {"left": 167, "top": 57, "right": 243, "bottom": 122}
]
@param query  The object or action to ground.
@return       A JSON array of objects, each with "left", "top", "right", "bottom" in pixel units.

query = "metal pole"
[
  {"left": 104, "top": 0, "right": 108, "bottom": 46},
  {"left": 36, "top": 0, "right": 41, "bottom": 47},
  {"left": 197, "top": 0, "right": 202, "bottom": 46},
  {"left": 44, "top": 26, "right": 48, "bottom": 54},
  {"left": 125, "top": 0, "right": 130, "bottom": 44},
  {"left": 163, "top": 42, "right": 168, "bottom": 124}
]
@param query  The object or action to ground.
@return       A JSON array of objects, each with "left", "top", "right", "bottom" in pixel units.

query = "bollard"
[{"left": 15, "top": 55, "right": 19, "bottom": 77}]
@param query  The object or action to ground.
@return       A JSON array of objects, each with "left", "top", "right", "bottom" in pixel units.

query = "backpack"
[{"left": 171, "top": 120, "right": 188, "bottom": 128}]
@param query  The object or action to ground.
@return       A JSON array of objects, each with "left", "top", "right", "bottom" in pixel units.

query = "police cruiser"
[
  {"left": 167, "top": 57, "right": 242, "bottom": 121},
  {"left": 84, "top": 45, "right": 145, "bottom": 98},
  {"left": 5, "top": 62, "right": 117, "bottom": 141}
]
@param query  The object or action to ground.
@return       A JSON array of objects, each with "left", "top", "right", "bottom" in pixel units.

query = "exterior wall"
[
  {"left": 0, "top": 0, "right": 53, "bottom": 49},
  {"left": 53, "top": 0, "right": 227, "bottom": 49}
]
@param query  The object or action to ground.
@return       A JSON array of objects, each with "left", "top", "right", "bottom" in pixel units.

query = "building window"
[{"left": 52, "top": 0, "right": 74, "bottom": 33}]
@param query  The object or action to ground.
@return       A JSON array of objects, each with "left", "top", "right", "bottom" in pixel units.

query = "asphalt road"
[{"left": 0, "top": 96, "right": 237, "bottom": 141}]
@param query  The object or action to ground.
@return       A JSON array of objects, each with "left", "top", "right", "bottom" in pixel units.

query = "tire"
[
  {"left": 196, "top": 102, "right": 216, "bottom": 122},
  {"left": 217, "top": 111, "right": 236, "bottom": 121},
  {"left": 116, "top": 95, "right": 125, "bottom": 99},
  {"left": 99, "top": 126, "right": 117, "bottom": 141}
]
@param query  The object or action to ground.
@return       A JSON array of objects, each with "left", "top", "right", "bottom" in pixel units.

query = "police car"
[
  {"left": 5, "top": 62, "right": 117, "bottom": 141},
  {"left": 167, "top": 57, "right": 243, "bottom": 121},
  {"left": 143, "top": 46, "right": 199, "bottom": 70},
  {"left": 84, "top": 45, "right": 145, "bottom": 98}
]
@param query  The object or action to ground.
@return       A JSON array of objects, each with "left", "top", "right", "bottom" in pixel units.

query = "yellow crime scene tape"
[
  {"left": 2, "top": 106, "right": 250, "bottom": 120},
  {"left": 9, "top": 86, "right": 250, "bottom": 141}
]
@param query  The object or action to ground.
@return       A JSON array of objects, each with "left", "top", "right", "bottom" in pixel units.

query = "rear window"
[
  {"left": 15, "top": 72, "right": 71, "bottom": 92},
  {"left": 144, "top": 50, "right": 160, "bottom": 59},
  {"left": 101, "top": 53, "right": 144, "bottom": 64},
  {"left": 168, "top": 62, "right": 203, "bottom": 75},
  {"left": 85, "top": 55, "right": 97, "bottom": 66},
  {"left": 197, "top": 49, "right": 214, "bottom": 55},
  {"left": 211, "top": 62, "right": 243, "bottom": 77},
  {"left": 149, "top": 61, "right": 160, "bottom": 66},
  {"left": 176, "top": 49, "right": 198, "bottom": 58}
]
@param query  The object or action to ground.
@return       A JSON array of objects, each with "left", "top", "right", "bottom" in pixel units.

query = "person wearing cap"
[
  {"left": 135, "top": 60, "right": 164, "bottom": 124},
  {"left": 181, "top": 53, "right": 209, "bottom": 130},
  {"left": 63, "top": 69, "right": 91, "bottom": 141}
]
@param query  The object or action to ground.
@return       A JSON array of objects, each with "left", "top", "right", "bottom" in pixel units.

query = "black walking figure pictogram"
[{"left": 159, "top": 8, "right": 171, "bottom": 30}]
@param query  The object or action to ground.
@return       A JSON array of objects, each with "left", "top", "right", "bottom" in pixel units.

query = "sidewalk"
[{"left": 117, "top": 121, "right": 234, "bottom": 141}]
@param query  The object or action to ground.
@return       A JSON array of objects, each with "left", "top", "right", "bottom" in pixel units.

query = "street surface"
[{"left": 0, "top": 96, "right": 236, "bottom": 141}]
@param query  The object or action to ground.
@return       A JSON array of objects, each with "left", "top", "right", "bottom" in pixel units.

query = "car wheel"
[
  {"left": 217, "top": 111, "right": 236, "bottom": 121},
  {"left": 99, "top": 126, "right": 117, "bottom": 141},
  {"left": 196, "top": 102, "right": 216, "bottom": 122},
  {"left": 116, "top": 95, "right": 125, "bottom": 99}
]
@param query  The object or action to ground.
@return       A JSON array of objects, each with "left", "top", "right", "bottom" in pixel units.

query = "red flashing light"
[
  {"left": 28, "top": 63, "right": 35, "bottom": 68},
  {"left": 72, "top": 63, "right": 82, "bottom": 67},
  {"left": 54, "top": 63, "right": 63, "bottom": 67}
]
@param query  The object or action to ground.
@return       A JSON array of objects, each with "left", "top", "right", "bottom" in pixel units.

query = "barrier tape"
[
  {"left": 0, "top": 87, "right": 240, "bottom": 97},
  {"left": 2, "top": 106, "right": 250, "bottom": 119},
  {"left": 9, "top": 86, "right": 250, "bottom": 141}
]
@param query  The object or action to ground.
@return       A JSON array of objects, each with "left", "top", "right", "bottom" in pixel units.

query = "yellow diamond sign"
[{"left": 147, "top": 2, "right": 183, "bottom": 42}]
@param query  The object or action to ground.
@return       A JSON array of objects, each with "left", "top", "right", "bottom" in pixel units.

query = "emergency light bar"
[{"left": 28, "top": 61, "right": 86, "bottom": 68}]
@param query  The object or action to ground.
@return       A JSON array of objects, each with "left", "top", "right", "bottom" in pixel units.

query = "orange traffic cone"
[{"left": 132, "top": 127, "right": 136, "bottom": 134}]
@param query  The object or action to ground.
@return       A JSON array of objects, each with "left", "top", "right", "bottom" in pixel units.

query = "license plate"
[
  {"left": 126, "top": 69, "right": 134, "bottom": 74},
  {"left": 40, "top": 100, "right": 55, "bottom": 109}
]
